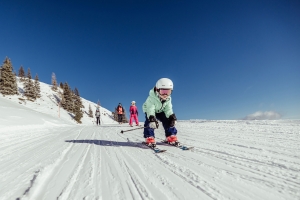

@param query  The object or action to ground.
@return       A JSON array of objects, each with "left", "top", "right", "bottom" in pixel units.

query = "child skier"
[
  {"left": 129, "top": 101, "right": 139, "bottom": 127},
  {"left": 142, "top": 78, "right": 178, "bottom": 147}
]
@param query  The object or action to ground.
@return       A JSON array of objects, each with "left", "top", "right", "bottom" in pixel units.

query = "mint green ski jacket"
[{"left": 142, "top": 88, "right": 173, "bottom": 119}]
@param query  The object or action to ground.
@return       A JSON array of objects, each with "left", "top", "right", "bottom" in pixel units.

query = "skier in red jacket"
[{"left": 129, "top": 101, "right": 139, "bottom": 127}]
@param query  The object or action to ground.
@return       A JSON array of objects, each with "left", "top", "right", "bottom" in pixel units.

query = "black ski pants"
[
  {"left": 96, "top": 117, "right": 100, "bottom": 125},
  {"left": 118, "top": 114, "right": 123, "bottom": 123}
]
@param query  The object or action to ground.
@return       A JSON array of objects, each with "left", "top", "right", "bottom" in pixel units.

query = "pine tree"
[
  {"left": 18, "top": 65, "right": 25, "bottom": 82},
  {"left": 0, "top": 57, "right": 18, "bottom": 95},
  {"left": 24, "top": 68, "right": 36, "bottom": 100},
  {"left": 70, "top": 89, "right": 75, "bottom": 113},
  {"left": 34, "top": 74, "right": 41, "bottom": 98},
  {"left": 73, "top": 87, "right": 83, "bottom": 123},
  {"left": 26, "top": 68, "right": 31, "bottom": 79},
  {"left": 74, "top": 107, "right": 83, "bottom": 123},
  {"left": 61, "top": 82, "right": 72, "bottom": 112},
  {"left": 74, "top": 87, "right": 84, "bottom": 108},
  {"left": 51, "top": 72, "right": 58, "bottom": 91},
  {"left": 88, "top": 104, "right": 93, "bottom": 117},
  {"left": 59, "top": 82, "right": 63, "bottom": 89}
]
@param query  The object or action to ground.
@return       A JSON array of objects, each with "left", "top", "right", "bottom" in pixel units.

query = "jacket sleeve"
[{"left": 144, "top": 97, "right": 156, "bottom": 118}]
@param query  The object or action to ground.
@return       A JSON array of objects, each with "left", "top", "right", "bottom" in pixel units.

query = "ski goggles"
[{"left": 158, "top": 89, "right": 172, "bottom": 96}]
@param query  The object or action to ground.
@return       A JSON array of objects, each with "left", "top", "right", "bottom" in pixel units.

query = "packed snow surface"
[
  {"left": 0, "top": 79, "right": 300, "bottom": 199},
  {"left": 0, "top": 117, "right": 299, "bottom": 199}
]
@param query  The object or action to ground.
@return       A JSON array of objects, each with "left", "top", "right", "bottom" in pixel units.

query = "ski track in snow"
[{"left": 0, "top": 120, "right": 299, "bottom": 200}]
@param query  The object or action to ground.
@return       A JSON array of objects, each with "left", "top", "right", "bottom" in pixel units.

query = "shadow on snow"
[{"left": 65, "top": 139, "right": 149, "bottom": 149}]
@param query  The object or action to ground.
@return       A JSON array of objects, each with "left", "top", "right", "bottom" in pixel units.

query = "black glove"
[
  {"left": 168, "top": 113, "right": 177, "bottom": 127},
  {"left": 149, "top": 115, "right": 159, "bottom": 129}
]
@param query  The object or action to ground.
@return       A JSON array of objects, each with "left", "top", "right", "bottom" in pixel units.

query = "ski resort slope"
[
  {"left": 0, "top": 118, "right": 299, "bottom": 200},
  {"left": 2, "top": 77, "right": 117, "bottom": 126}
]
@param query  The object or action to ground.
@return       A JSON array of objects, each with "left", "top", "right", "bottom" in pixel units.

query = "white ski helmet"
[
  {"left": 131, "top": 101, "right": 136, "bottom": 104},
  {"left": 156, "top": 78, "right": 173, "bottom": 90}
]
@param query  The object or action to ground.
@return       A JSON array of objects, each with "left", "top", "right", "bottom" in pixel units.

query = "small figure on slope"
[
  {"left": 116, "top": 103, "right": 124, "bottom": 124},
  {"left": 129, "top": 101, "right": 139, "bottom": 127},
  {"left": 142, "top": 78, "right": 178, "bottom": 147},
  {"left": 95, "top": 107, "right": 101, "bottom": 125}
]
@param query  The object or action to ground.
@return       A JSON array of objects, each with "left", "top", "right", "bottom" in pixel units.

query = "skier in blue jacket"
[{"left": 142, "top": 78, "right": 178, "bottom": 147}]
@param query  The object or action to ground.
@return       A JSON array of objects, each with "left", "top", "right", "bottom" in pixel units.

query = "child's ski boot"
[
  {"left": 166, "top": 135, "right": 181, "bottom": 147},
  {"left": 145, "top": 137, "right": 156, "bottom": 147}
]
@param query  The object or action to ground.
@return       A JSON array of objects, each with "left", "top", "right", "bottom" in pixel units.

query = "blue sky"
[{"left": 1, "top": 0, "right": 299, "bottom": 120}]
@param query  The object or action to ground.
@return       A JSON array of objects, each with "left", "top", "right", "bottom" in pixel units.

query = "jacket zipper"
[{"left": 159, "top": 101, "right": 165, "bottom": 112}]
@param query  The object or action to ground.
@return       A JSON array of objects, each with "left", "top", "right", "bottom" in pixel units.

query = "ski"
[
  {"left": 161, "top": 141, "right": 194, "bottom": 151},
  {"left": 142, "top": 142, "right": 167, "bottom": 153}
]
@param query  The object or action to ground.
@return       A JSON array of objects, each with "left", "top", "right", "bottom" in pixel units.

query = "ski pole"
[{"left": 121, "top": 126, "right": 145, "bottom": 134}]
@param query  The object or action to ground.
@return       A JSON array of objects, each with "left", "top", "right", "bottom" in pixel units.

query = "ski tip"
[
  {"left": 154, "top": 149, "right": 167, "bottom": 153},
  {"left": 181, "top": 146, "right": 194, "bottom": 150}
]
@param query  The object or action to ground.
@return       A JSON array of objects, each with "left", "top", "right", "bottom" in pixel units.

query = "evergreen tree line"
[{"left": 0, "top": 57, "right": 83, "bottom": 123}]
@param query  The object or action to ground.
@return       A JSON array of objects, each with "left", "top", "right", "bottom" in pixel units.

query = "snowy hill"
[
  {"left": 0, "top": 80, "right": 300, "bottom": 200},
  {"left": 0, "top": 78, "right": 117, "bottom": 131}
]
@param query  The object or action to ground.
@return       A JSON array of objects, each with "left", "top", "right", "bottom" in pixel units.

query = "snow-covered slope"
[
  {"left": 0, "top": 96, "right": 72, "bottom": 132},
  {"left": 1, "top": 78, "right": 117, "bottom": 129},
  {"left": 0, "top": 116, "right": 300, "bottom": 199}
]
